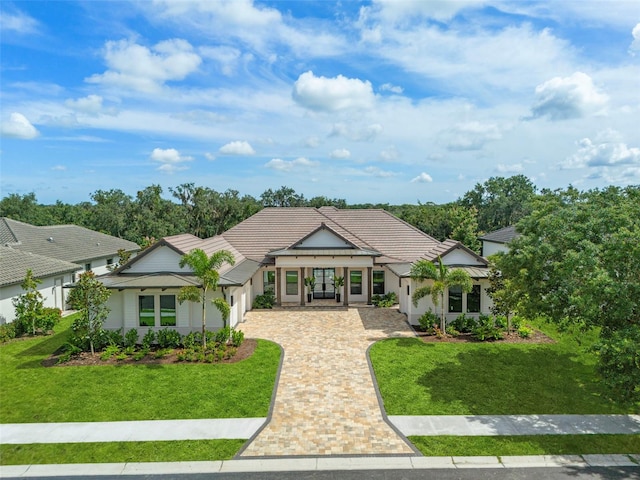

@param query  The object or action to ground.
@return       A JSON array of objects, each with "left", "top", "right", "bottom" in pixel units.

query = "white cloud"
[
  {"left": 496, "top": 163, "right": 524, "bottom": 173},
  {"left": 368, "top": 0, "right": 487, "bottom": 23},
  {"left": 292, "top": 71, "right": 375, "bottom": 112},
  {"left": 330, "top": 148, "right": 351, "bottom": 159},
  {"left": 563, "top": 131, "right": 640, "bottom": 169},
  {"left": 150, "top": 147, "right": 193, "bottom": 173},
  {"left": 219, "top": 140, "right": 255, "bottom": 155},
  {"left": 364, "top": 166, "right": 395, "bottom": 178},
  {"left": 530, "top": 72, "right": 608, "bottom": 120},
  {"left": 265, "top": 157, "right": 318, "bottom": 171},
  {"left": 1, "top": 113, "right": 40, "bottom": 139},
  {"left": 379, "top": 147, "right": 399, "bottom": 161},
  {"left": 199, "top": 46, "right": 242, "bottom": 76},
  {"left": 630, "top": 23, "right": 640, "bottom": 55},
  {"left": 411, "top": 172, "right": 433, "bottom": 183},
  {"left": 445, "top": 121, "right": 501, "bottom": 151},
  {"left": 87, "top": 39, "right": 202, "bottom": 93},
  {"left": 51, "top": 165, "right": 67, "bottom": 171},
  {"left": 380, "top": 83, "right": 403, "bottom": 94},
  {"left": 0, "top": 8, "right": 40, "bottom": 34},
  {"left": 304, "top": 136, "right": 321, "bottom": 148},
  {"left": 65, "top": 95, "right": 103, "bottom": 115},
  {"left": 329, "top": 122, "right": 382, "bottom": 142},
  {"left": 204, "top": 152, "right": 216, "bottom": 161}
]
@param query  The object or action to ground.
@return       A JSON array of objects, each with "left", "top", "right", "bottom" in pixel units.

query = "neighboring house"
[
  {"left": 479, "top": 226, "right": 519, "bottom": 257},
  {"left": 0, "top": 217, "right": 140, "bottom": 323},
  {"left": 0, "top": 247, "right": 80, "bottom": 323},
  {"left": 102, "top": 207, "right": 493, "bottom": 334}
]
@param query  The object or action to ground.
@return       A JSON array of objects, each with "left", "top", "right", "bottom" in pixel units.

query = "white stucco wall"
[
  {"left": 1, "top": 273, "right": 75, "bottom": 324},
  {"left": 482, "top": 241, "right": 509, "bottom": 257}
]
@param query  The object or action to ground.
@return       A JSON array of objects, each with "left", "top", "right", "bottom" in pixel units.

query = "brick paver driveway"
[{"left": 239, "top": 307, "right": 416, "bottom": 456}]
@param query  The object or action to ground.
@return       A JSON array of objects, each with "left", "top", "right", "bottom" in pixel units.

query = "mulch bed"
[
  {"left": 43, "top": 338, "right": 258, "bottom": 367},
  {"left": 413, "top": 328, "right": 555, "bottom": 344}
]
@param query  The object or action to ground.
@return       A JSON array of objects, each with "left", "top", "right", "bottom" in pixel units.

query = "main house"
[
  {"left": 0, "top": 217, "right": 140, "bottom": 323},
  {"left": 101, "top": 207, "right": 493, "bottom": 335}
]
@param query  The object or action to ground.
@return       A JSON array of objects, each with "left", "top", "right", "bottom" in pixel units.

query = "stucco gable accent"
[{"left": 290, "top": 223, "right": 359, "bottom": 249}]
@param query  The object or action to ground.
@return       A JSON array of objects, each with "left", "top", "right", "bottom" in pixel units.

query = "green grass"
[
  {"left": 408, "top": 435, "right": 640, "bottom": 457},
  {"left": 0, "top": 315, "right": 281, "bottom": 423},
  {"left": 0, "top": 440, "right": 245, "bottom": 465},
  {"left": 369, "top": 322, "right": 639, "bottom": 415}
]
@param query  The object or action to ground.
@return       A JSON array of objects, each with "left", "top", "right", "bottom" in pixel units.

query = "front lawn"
[
  {"left": 369, "top": 323, "right": 638, "bottom": 416},
  {"left": 0, "top": 315, "right": 281, "bottom": 423}
]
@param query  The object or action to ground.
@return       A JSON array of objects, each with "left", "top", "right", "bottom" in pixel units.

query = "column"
[
  {"left": 367, "top": 266, "right": 372, "bottom": 305},
  {"left": 343, "top": 267, "right": 349, "bottom": 306},
  {"left": 300, "top": 267, "right": 305, "bottom": 306},
  {"left": 276, "top": 267, "right": 282, "bottom": 306}
]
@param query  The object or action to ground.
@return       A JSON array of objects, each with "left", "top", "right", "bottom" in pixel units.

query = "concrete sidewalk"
[
  {"left": 1, "top": 414, "right": 638, "bottom": 445},
  {"left": 0, "top": 418, "right": 265, "bottom": 444},
  {"left": 1, "top": 454, "right": 638, "bottom": 477},
  {"left": 389, "top": 414, "right": 640, "bottom": 436}
]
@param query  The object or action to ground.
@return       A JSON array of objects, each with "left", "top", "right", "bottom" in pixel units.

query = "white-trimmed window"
[
  {"left": 373, "top": 270, "right": 385, "bottom": 294},
  {"left": 263, "top": 271, "right": 275, "bottom": 294},
  {"left": 350, "top": 270, "right": 362, "bottom": 295},
  {"left": 138, "top": 294, "right": 177, "bottom": 327}
]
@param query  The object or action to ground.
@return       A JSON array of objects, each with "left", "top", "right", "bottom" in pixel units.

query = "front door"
[{"left": 313, "top": 268, "right": 335, "bottom": 299}]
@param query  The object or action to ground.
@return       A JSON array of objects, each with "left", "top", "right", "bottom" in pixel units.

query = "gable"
[
  {"left": 440, "top": 247, "right": 486, "bottom": 266},
  {"left": 123, "top": 245, "right": 192, "bottom": 274},
  {"left": 295, "top": 228, "right": 354, "bottom": 249}
]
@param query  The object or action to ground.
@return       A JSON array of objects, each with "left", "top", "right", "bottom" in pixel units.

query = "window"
[
  {"left": 139, "top": 295, "right": 155, "bottom": 326},
  {"left": 286, "top": 271, "right": 298, "bottom": 295},
  {"left": 448, "top": 286, "right": 463, "bottom": 313},
  {"left": 106, "top": 258, "right": 114, "bottom": 266},
  {"left": 373, "top": 270, "right": 385, "bottom": 295},
  {"left": 350, "top": 270, "right": 362, "bottom": 295},
  {"left": 263, "top": 271, "right": 275, "bottom": 294},
  {"left": 84, "top": 263, "right": 91, "bottom": 271},
  {"left": 467, "top": 285, "right": 481, "bottom": 313},
  {"left": 160, "top": 295, "right": 176, "bottom": 326}
]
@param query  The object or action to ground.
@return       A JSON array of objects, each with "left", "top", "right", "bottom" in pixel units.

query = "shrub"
[
  {"left": 39, "top": 308, "right": 62, "bottom": 332},
  {"left": 494, "top": 315, "right": 508, "bottom": 330},
  {"left": 154, "top": 348, "right": 172, "bottom": 359},
  {"left": 252, "top": 292, "right": 275, "bottom": 309},
  {"left": 100, "top": 345, "right": 120, "bottom": 361},
  {"left": 57, "top": 342, "right": 82, "bottom": 363},
  {"left": 518, "top": 326, "right": 533, "bottom": 338},
  {"left": 214, "top": 327, "right": 231, "bottom": 344},
  {"left": 472, "top": 315, "right": 504, "bottom": 341},
  {"left": 133, "top": 349, "right": 148, "bottom": 361},
  {"left": 511, "top": 315, "right": 524, "bottom": 330},
  {"left": 142, "top": 329, "right": 156, "bottom": 349},
  {"left": 105, "top": 329, "right": 124, "bottom": 347},
  {"left": 124, "top": 328, "right": 139, "bottom": 348},
  {"left": 445, "top": 325, "right": 460, "bottom": 337},
  {"left": 156, "top": 328, "right": 182, "bottom": 349},
  {"left": 0, "top": 323, "right": 16, "bottom": 343},
  {"left": 231, "top": 329, "right": 244, "bottom": 347},
  {"left": 451, "top": 313, "right": 476, "bottom": 333},
  {"left": 182, "top": 331, "right": 202, "bottom": 349},
  {"left": 418, "top": 310, "right": 438, "bottom": 331},
  {"left": 372, "top": 292, "right": 398, "bottom": 307}
]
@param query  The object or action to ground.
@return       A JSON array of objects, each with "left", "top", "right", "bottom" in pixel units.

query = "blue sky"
[{"left": 1, "top": 1, "right": 639, "bottom": 205}]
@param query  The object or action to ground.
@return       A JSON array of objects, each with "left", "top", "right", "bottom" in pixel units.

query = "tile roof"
[
  {"left": 479, "top": 225, "right": 519, "bottom": 244},
  {"left": 0, "top": 247, "right": 80, "bottom": 287},
  {"left": 222, "top": 207, "right": 442, "bottom": 263},
  {"left": 0, "top": 217, "right": 140, "bottom": 264}
]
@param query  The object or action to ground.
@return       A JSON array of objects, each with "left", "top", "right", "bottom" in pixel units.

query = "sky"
[{"left": 1, "top": 1, "right": 639, "bottom": 206}]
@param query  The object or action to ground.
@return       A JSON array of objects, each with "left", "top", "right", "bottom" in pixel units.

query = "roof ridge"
[
  {"left": 378, "top": 209, "right": 441, "bottom": 243},
  {"left": 0, "top": 217, "right": 19, "bottom": 244}
]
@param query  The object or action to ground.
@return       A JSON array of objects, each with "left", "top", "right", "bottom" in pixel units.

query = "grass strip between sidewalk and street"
[
  {"left": 408, "top": 434, "right": 640, "bottom": 457},
  {"left": 0, "top": 440, "right": 246, "bottom": 465}
]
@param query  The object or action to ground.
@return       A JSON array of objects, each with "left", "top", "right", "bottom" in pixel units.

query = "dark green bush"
[
  {"left": 231, "top": 329, "right": 244, "bottom": 347},
  {"left": 418, "top": 310, "right": 438, "bottom": 331},
  {"left": 451, "top": 313, "right": 476, "bottom": 333},
  {"left": 372, "top": 292, "right": 398, "bottom": 307},
  {"left": 124, "top": 328, "right": 139, "bottom": 348},
  {"left": 156, "top": 328, "right": 182, "bottom": 348},
  {"left": 39, "top": 308, "right": 62, "bottom": 332},
  {"left": 142, "top": 329, "right": 156, "bottom": 349},
  {"left": 182, "top": 331, "right": 202, "bottom": 349},
  {"left": 252, "top": 292, "right": 275, "bottom": 309}
]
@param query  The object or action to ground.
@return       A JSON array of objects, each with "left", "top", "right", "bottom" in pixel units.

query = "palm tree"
[
  {"left": 178, "top": 248, "right": 235, "bottom": 348},
  {"left": 410, "top": 256, "right": 472, "bottom": 333}
]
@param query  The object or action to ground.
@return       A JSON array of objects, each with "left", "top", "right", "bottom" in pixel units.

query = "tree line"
[{"left": 0, "top": 175, "right": 537, "bottom": 251}]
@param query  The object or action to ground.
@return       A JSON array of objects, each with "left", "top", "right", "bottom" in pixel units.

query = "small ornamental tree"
[
  {"left": 67, "top": 271, "right": 112, "bottom": 355},
  {"left": 177, "top": 248, "right": 235, "bottom": 349},
  {"left": 410, "top": 257, "right": 473, "bottom": 333},
  {"left": 12, "top": 269, "right": 44, "bottom": 336},
  {"left": 486, "top": 259, "right": 519, "bottom": 331}
]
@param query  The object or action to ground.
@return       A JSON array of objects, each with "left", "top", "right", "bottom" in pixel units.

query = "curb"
[{"left": 1, "top": 454, "right": 638, "bottom": 477}]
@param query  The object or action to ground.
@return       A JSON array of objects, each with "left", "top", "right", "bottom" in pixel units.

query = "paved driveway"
[{"left": 238, "top": 307, "right": 416, "bottom": 457}]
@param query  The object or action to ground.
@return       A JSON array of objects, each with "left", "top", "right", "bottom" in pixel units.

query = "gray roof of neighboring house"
[
  {"left": 0, "top": 247, "right": 80, "bottom": 287},
  {"left": 0, "top": 217, "right": 140, "bottom": 264},
  {"left": 479, "top": 226, "right": 519, "bottom": 244}
]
